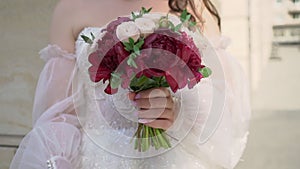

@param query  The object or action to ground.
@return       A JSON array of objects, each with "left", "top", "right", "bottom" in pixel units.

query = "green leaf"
[
  {"left": 189, "top": 21, "right": 197, "bottom": 27},
  {"left": 129, "top": 76, "right": 161, "bottom": 92},
  {"left": 90, "top": 32, "right": 95, "bottom": 40},
  {"left": 141, "top": 7, "right": 146, "bottom": 14},
  {"left": 110, "top": 72, "right": 122, "bottom": 89},
  {"left": 123, "top": 42, "right": 133, "bottom": 51},
  {"left": 131, "top": 12, "right": 137, "bottom": 19},
  {"left": 185, "top": 14, "right": 191, "bottom": 22},
  {"left": 169, "top": 21, "right": 175, "bottom": 29},
  {"left": 199, "top": 67, "right": 212, "bottom": 78},
  {"left": 180, "top": 9, "right": 188, "bottom": 22},
  {"left": 174, "top": 23, "right": 182, "bottom": 32},
  {"left": 136, "top": 76, "right": 149, "bottom": 86},
  {"left": 135, "top": 39, "right": 144, "bottom": 48},
  {"left": 81, "top": 35, "right": 93, "bottom": 44},
  {"left": 127, "top": 56, "right": 138, "bottom": 68},
  {"left": 146, "top": 7, "right": 152, "bottom": 13},
  {"left": 129, "top": 37, "right": 135, "bottom": 45},
  {"left": 133, "top": 46, "right": 140, "bottom": 55}
]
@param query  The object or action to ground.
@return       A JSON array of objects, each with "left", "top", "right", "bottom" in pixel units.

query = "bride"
[{"left": 10, "top": 0, "right": 251, "bottom": 168}]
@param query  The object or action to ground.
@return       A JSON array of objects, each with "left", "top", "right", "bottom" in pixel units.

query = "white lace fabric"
[{"left": 10, "top": 26, "right": 251, "bottom": 169}]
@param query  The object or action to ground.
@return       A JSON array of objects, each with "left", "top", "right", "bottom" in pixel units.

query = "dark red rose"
[
  {"left": 88, "top": 18, "right": 207, "bottom": 95},
  {"left": 165, "top": 71, "right": 179, "bottom": 92},
  {"left": 88, "top": 66, "right": 111, "bottom": 82},
  {"left": 114, "top": 42, "right": 130, "bottom": 63},
  {"left": 88, "top": 17, "right": 131, "bottom": 92},
  {"left": 188, "top": 71, "right": 203, "bottom": 89},
  {"left": 187, "top": 54, "right": 202, "bottom": 71},
  {"left": 138, "top": 29, "right": 204, "bottom": 92}
]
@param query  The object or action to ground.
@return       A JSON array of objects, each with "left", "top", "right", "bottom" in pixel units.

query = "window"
[
  {"left": 277, "top": 0, "right": 282, "bottom": 3},
  {"left": 292, "top": 0, "right": 300, "bottom": 3},
  {"left": 274, "top": 29, "right": 285, "bottom": 37},
  {"left": 290, "top": 28, "right": 300, "bottom": 36},
  {"left": 291, "top": 13, "right": 300, "bottom": 19}
]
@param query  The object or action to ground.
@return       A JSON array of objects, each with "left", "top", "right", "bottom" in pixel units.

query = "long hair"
[{"left": 168, "top": 0, "right": 221, "bottom": 30}]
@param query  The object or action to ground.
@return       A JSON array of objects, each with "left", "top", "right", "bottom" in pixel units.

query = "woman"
[{"left": 10, "top": 0, "right": 251, "bottom": 168}]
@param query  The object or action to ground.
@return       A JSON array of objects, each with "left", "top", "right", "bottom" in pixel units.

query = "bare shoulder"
[
  {"left": 49, "top": 0, "right": 85, "bottom": 53},
  {"left": 49, "top": 0, "right": 109, "bottom": 53}
]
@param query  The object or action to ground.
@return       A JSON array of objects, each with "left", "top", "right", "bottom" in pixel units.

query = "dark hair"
[{"left": 168, "top": 0, "right": 221, "bottom": 30}]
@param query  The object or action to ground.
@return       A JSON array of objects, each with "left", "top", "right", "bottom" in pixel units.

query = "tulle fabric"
[
  {"left": 10, "top": 45, "right": 82, "bottom": 169},
  {"left": 10, "top": 27, "right": 251, "bottom": 169}
]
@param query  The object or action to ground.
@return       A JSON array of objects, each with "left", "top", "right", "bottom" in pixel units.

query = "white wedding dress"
[{"left": 10, "top": 26, "right": 251, "bottom": 169}]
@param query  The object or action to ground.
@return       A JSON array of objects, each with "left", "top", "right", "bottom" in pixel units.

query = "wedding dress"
[{"left": 10, "top": 25, "right": 251, "bottom": 169}]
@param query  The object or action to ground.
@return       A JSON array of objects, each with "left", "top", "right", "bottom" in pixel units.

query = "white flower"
[
  {"left": 116, "top": 21, "right": 140, "bottom": 42},
  {"left": 134, "top": 18, "right": 156, "bottom": 35},
  {"left": 181, "top": 26, "right": 190, "bottom": 34},
  {"left": 168, "top": 15, "right": 182, "bottom": 26},
  {"left": 143, "top": 13, "right": 163, "bottom": 23}
]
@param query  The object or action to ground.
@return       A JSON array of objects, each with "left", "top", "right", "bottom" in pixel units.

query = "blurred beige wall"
[
  {"left": 0, "top": 1, "right": 57, "bottom": 168},
  {"left": 215, "top": 0, "right": 273, "bottom": 91},
  {"left": 0, "top": 0, "right": 57, "bottom": 135}
]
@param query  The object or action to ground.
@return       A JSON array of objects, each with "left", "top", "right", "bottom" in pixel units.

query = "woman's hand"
[{"left": 128, "top": 87, "right": 175, "bottom": 130}]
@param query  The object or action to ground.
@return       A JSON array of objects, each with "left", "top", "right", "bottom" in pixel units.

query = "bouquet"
[{"left": 82, "top": 7, "right": 212, "bottom": 152}]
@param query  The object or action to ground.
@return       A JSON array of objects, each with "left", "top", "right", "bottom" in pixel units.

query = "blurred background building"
[
  {"left": 0, "top": 0, "right": 299, "bottom": 169},
  {"left": 213, "top": 0, "right": 300, "bottom": 169},
  {"left": 213, "top": 0, "right": 274, "bottom": 91},
  {"left": 273, "top": 0, "right": 300, "bottom": 45}
]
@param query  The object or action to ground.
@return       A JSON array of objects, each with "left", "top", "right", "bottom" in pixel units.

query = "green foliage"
[
  {"left": 110, "top": 72, "right": 122, "bottom": 89},
  {"left": 199, "top": 67, "right": 212, "bottom": 78},
  {"left": 131, "top": 7, "right": 152, "bottom": 20},
  {"left": 180, "top": 9, "right": 190, "bottom": 23},
  {"left": 127, "top": 53, "right": 138, "bottom": 68},
  {"left": 81, "top": 35, "right": 93, "bottom": 44},
  {"left": 90, "top": 32, "right": 95, "bottom": 40},
  {"left": 180, "top": 9, "right": 197, "bottom": 29},
  {"left": 129, "top": 75, "right": 169, "bottom": 93},
  {"left": 123, "top": 37, "right": 144, "bottom": 68}
]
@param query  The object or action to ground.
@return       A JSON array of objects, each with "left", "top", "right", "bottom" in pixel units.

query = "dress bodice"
[{"left": 72, "top": 26, "right": 249, "bottom": 169}]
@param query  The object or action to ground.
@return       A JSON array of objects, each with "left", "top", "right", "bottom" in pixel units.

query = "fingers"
[
  {"left": 134, "top": 97, "right": 174, "bottom": 109},
  {"left": 135, "top": 87, "right": 171, "bottom": 99},
  {"left": 128, "top": 92, "right": 136, "bottom": 101},
  {"left": 138, "top": 109, "right": 174, "bottom": 120},
  {"left": 137, "top": 108, "right": 175, "bottom": 130},
  {"left": 127, "top": 87, "right": 176, "bottom": 130}
]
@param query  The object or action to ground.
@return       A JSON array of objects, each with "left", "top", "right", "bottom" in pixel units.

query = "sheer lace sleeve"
[
  {"left": 10, "top": 44, "right": 82, "bottom": 169},
  {"left": 199, "top": 37, "right": 251, "bottom": 168},
  {"left": 167, "top": 36, "right": 251, "bottom": 169}
]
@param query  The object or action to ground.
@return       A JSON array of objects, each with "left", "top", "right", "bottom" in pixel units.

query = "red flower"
[
  {"left": 139, "top": 29, "right": 205, "bottom": 92},
  {"left": 88, "top": 19, "right": 207, "bottom": 94}
]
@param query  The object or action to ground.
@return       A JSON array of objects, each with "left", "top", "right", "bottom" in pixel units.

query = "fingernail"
[
  {"left": 135, "top": 94, "right": 141, "bottom": 99},
  {"left": 138, "top": 119, "right": 151, "bottom": 124}
]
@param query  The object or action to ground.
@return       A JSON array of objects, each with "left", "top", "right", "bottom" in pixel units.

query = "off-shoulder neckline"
[
  {"left": 38, "top": 27, "right": 101, "bottom": 59},
  {"left": 39, "top": 44, "right": 77, "bottom": 62},
  {"left": 75, "top": 26, "right": 231, "bottom": 50},
  {"left": 40, "top": 26, "right": 231, "bottom": 60}
]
